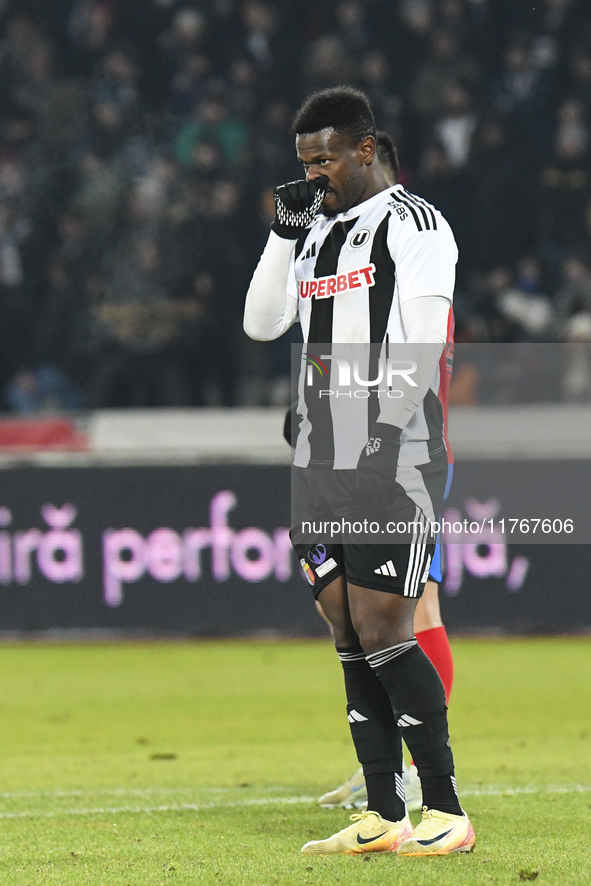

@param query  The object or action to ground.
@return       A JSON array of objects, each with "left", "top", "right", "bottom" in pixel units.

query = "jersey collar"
[{"left": 330, "top": 185, "right": 393, "bottom": 221}]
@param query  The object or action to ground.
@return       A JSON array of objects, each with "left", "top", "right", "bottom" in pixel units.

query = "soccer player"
[
  {"left": 317, "top": 131, "right": 455, "bottom": 814},
  {"left": 244, "top": 87, "right": 474, "bottom": 857}
]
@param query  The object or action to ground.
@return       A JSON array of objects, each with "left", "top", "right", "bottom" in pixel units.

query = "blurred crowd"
[{"left": 1, "top": 0, "right": 591, "bottom": 411}]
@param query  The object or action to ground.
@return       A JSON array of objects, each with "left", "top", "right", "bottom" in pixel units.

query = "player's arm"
[
  {"left": 243, "top": 176, "right": 328, "bottom": 341},
  {"left": 356, "top": 297, "right": 450, "bottom": 512},
  {"left": 376, "top": 295, "right": 450, "bottom": 429},
  {"left": 243, "top": 232, "right": 299, "bottom": 340},
  {"left": 357, "top": 216, "right": 457, "bottom": 509},
  {"left": 378, "top": 211, "right": 457, "bottom": 428}
]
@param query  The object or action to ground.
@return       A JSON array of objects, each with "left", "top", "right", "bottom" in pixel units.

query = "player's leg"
[
  {"left": 296, "top": 476, "right": 408, "bottom": 834},
  {"left": 296, "top": 541, "right": 387, "bottom": 812},
  {"left": 302, "top": 572, "right": 413, "bottom": 854},
  {"left": 346, "top": 578, "right": 461, "bottom": 816},
  {"left": 317, "top": 468, "right": 454, "bottom": 819},
  {"left": 300, "top": 466, "right": 473, "bottom": 854},
  {"left": 405, "top": 570, "right": 454, "bottom": 811},
  {"left": 320, "top": 578, "right": 409, "bottom": 820},
  {"left": 393, "top": 463, "right": 458, "bottom": 833},
  {"left": 304, "top": 541, "right": 474, "bottom": 855},
  {"left": 414, "top": 579, "right": 443, "bottom": 630},
  {"left": 342, "top": 541, "right": 473, "bottom": 856},
  {"left": 313, "top": 587, "right": 368, "bottom": 809},
  {"left": 415, "top": 579, "right": 454, "bottom": 701},
  {"left": 294, "top": 469, "right": 410, "bottom": 827},
  {"left": 318, "top": 574, "right": 451, "bottom": 810},
  {"left": 413, "top": 463, "right": 455, "bottom": 704},
  {"left": 414, "top": 544, "right": 454, "bottom": 703}
]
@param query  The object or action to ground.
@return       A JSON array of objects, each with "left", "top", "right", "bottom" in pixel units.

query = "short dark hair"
[
  {"left": 292, "top": 86, "right": 376, "bottom": 143},
  {"left": 376, "top": 131, "right": 399, "bottom": 183}
]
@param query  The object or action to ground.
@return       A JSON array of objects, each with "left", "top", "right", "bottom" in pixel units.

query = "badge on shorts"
[
  {"left": 316, "top": 557, "right": 337, "bottom": 577},
  {"left": 300, "top": 558, "right": 316, "bottom": 586},
  {"left": 308, "top": 544, "right": 327, "bottom": 566}
]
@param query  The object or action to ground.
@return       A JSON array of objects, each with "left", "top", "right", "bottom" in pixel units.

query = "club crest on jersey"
[
  {"left": 346, "top": 226, "right": 374, "bottom": 252},
  {"left": 299, "top": 264, "right": 376, "bottom": 299}
]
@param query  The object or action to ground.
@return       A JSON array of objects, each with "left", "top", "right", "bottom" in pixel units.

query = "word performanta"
[{"left": 0, "top": 495, "right": 292, "bottom": 607}]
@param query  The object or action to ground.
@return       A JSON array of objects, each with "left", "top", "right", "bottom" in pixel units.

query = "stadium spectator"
[
  {"left": 250, "top": 97, "right": 300, "bottom": 189},
  {"left": 408, "top": 28, "right": 480, "bottom": 124},
  {"left": 567, "top": 44, "right": 591, "bottom": 111},
  {"left": 433, "top": 82, "right": 477, "bottom": 170},
  {"left": 23, "top": 206, "right": 100, "bottom": 403},
  {"left": 539, "top": 97, "right": 591, "bottom": 274},
  {"left": 465, "top": 115, "right": 535, "bottom": 269},
  {"left": 388, "top": 0, "right": 434, "bottom": 85},
  {"left": 68, "top": 0, "right": 117, "bottom": 75},
  {"left": 495, "top": 255, "right": 554, "bottom": 340},
  {"left": 490, "top": 33, "right": 554, "bottom": 155},
  {"left": 175, "top": 89, "right": 249, "bottom": 173},
  {"left": 358, "top": 49, "right": 401, "bottom": 137},
  {"left": 87, "top": 233, "right": 192, "bottom": 407},
  {"left": 0, "top": 197, "right": 33, "bottom": 408},
  {"left": 71, "top": 148, "right": 127, "bottom": 243},
  {"left": 556, "top": 253, "right": 591, "bottom": 328},
  {"left": 334, "top": 0, "right": 373, "bottom": 58},
  {"left": 302, "top": 34, "right": 356, "bottom": 95}
]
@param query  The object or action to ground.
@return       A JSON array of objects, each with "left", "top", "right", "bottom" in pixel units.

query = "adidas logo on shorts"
[{"left": 374, "top": 560, "right": 397, "bottom": 577}]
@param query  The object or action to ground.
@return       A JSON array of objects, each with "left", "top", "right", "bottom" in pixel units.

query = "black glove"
[
  {"left": 271, "top": 175, "right": 329, "bottom": 239},
  {"left": 356, "top": 422, "right": 402, "bottom": 521}
]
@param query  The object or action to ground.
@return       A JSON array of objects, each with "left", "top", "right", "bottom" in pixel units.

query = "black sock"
[
  {"left": 367, "top": 641, "right": 462, "bottom": 817},
  {"left": 337, "top": 646, "right": 406, "bottom": 822},
  {"left": 364, "top": 772, "right": 406, "bottom": 822},
  {"left": 419, "top": 774, "right": 461, "bottom": 815}
]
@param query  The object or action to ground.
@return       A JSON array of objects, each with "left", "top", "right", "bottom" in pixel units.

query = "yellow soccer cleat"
[
  {"left": 317, "top": 766, "right": 368, "bottom": 809},
  {"left": 397, "top": 806, "right": 475, "bottom": 856},
  {"left": 301, "top": 809, "right": 413, "bottom": 856}
]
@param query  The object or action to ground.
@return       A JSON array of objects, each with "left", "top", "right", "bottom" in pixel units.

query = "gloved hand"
[
  {"left": 356, "top": 422, "right": 402, "bottom": 521},
  {"left": 271, "top": 175, "right": 329, "bottom": 239}
]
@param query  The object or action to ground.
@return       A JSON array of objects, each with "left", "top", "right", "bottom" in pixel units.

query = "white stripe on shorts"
[{"left": 404, "top": 510, "right": 429, "bottom": 598}]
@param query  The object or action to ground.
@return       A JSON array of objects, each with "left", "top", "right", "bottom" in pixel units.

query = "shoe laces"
[
  {"left": 350, "top": 809, "right": 381, "bottom": 825},
  {"left": 419, "top": 806, "right": 459, "bottom": 830}
]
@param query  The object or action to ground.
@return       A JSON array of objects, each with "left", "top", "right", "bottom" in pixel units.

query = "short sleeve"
[{"left": 387, "top": 212, "right": 458, "bottom": 305}]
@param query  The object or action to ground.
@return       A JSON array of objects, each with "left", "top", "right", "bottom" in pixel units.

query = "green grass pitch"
[{"left": 0, "top": 636, "right": 589, "bottom": 885}]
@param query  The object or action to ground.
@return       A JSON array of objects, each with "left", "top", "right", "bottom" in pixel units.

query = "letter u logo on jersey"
[{"left": 346, "top": 226, "right": 373, "bottom": 252}]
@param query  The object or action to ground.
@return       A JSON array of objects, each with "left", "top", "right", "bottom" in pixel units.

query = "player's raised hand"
[{"left": 271, "top": 175, "right": 329, "bottom": 239}]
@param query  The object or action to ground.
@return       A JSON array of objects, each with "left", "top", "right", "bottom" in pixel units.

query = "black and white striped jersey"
[{"left": 290, "top": 184, "right": 458, "bottom": 475}]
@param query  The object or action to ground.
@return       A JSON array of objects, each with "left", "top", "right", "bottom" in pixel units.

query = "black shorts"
[
  {"left": 291, "top": 455, "right": 445, "bottom": 599},
  {"left": 294, "top": 538, "right": 435, "bottom": 599}
]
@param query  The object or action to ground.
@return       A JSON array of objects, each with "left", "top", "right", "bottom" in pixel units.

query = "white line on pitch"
[
  {"left": 0, "top": 796, "right": 317, "bottom": 820},
  {"left": 0, "top": 785, "right": 289, "bottom": 799},
  {"left": 0, "top": 785, "right": 589, "bottom": 820},
  {"left": 0, "top": 783, "right": 588, "bottom": 802},
  {"left": 462, "top": 784, "right": 591, "bottom": 796},
  {"left": 0, "top": 787, "right": 225, "bottom": 799}
]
